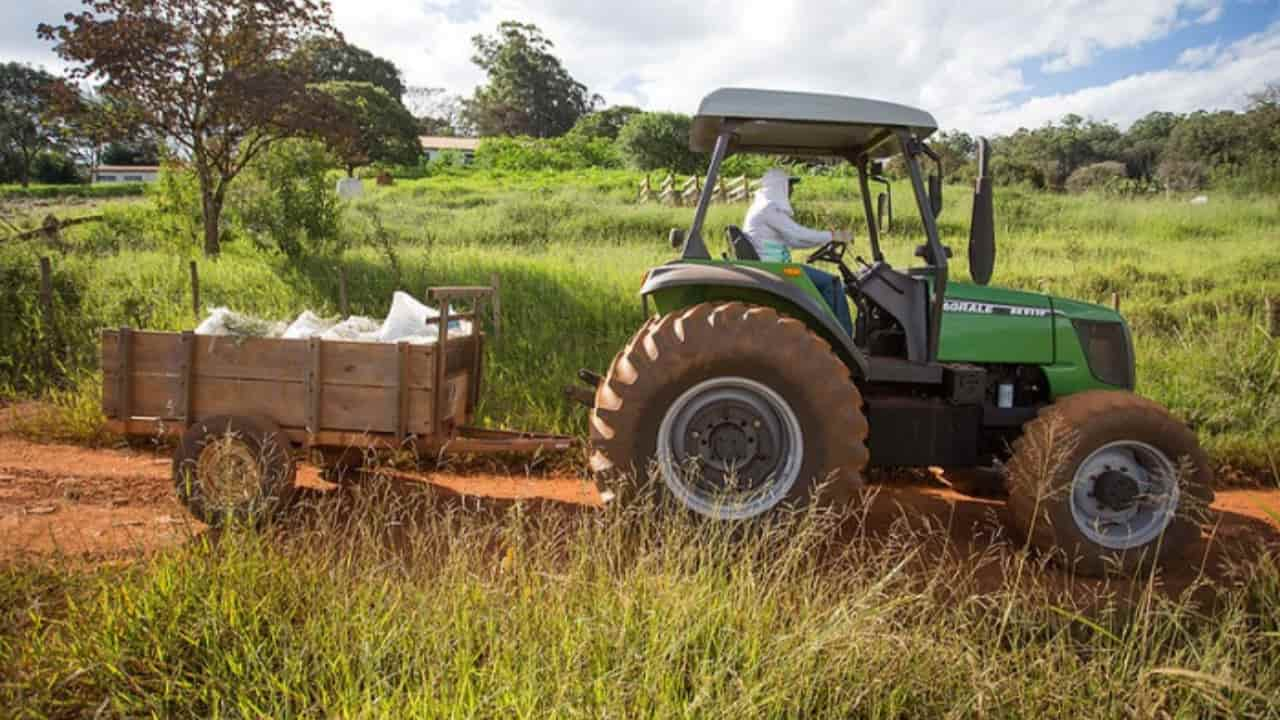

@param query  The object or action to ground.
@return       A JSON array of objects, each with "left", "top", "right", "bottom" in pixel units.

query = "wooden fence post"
[
  {"left": 1267, "top": 296, "right": 1280, "bottom": 339},
  {"left": 337, "top": 265, "right": 349, "bottom": 317},
  {"left": 189, "top": 260, "right": 200, "bottom": 322},
  {"left": 1111, "top": 292, "right": 1120, "bottom": 312},
  {"left": 489, "top": 272, "right": 502, "bottom": 344},
  {"left": 39, "top": 256, "right": 55, "bottom": 376},
  {"left": 39, "top": 257, "right": 53, "bottom": 330}
]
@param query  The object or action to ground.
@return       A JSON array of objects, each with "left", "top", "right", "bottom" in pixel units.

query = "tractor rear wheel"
[
  {"left": 590, "top": 302, "right": 868, "bottom": 519},
  {"left": 1005, "top": 391, "right": 1214, "bottom": 576}
]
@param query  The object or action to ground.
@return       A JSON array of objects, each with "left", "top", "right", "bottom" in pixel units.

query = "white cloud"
[
  {"left": 3, "top": 0, "right": 1264, "bottom": 138},
  {"left": 980, "top": 21, "right": 1280, "bottom": 132},
  {"left": 326, "top": 0, "right": 1256, "bottom": 135},
  {"left": 1176, "top": 40, "right": 1220, "bottom": 66}
]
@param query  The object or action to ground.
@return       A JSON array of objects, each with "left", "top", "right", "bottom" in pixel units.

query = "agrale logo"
[{"left": 943, "top": 300, "right": 1054, "bottom": 318}]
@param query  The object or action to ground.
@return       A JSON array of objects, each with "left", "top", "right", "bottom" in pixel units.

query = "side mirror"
[
  {"left": 870, "top": 160, "right": 885, "bottom": 176},
  {"left": 877, "top": 192, "right": 891, "bottom": 234},
  {"left": 928, "top": 174, "right": 943, "bottom": 218},
  {"left": 968, "top": 137, "right": 995, "bottom": 286},
  {"left": 668, "top": 228, "right": 685, "bottom": 250}
]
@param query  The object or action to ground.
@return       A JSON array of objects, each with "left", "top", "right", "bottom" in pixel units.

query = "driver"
[{"left": 743, "top": 168, "right": 854, "bottom": 336}]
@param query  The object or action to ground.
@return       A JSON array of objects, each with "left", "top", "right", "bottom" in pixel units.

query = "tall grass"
[
  {"left": 2, "top": 171, "right": 1278, "bottom": 473},
  {"left": 2, "top": 479, "right": 1278, "bottom": 717}
]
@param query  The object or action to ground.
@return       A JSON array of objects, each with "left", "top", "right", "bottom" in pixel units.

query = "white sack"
[
  {"left": 319, "top": 315, "right": 381, "bottom": 342},
  {"left": 195, "top": 307, "right": 286, "bottom": 337},
  {"left": 282, "top": 310, "right": 336, "bottom": 339}
]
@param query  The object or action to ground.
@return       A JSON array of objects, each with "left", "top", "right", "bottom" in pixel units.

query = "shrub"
[
  {"left": 231, "top": 139, "right": 345, "bottom": 260},
  {"left": 616, "top": 112, "right": 702, "bottom": 174},
  {"left": 1156, "top": 160, "right": 1208, "bottom": 192},
  {"left": 1065, "top": 161, "right": 1128, "bottom": 193},
  {"left": 474, "top": 135, "right": 620, "bottom": 172}
]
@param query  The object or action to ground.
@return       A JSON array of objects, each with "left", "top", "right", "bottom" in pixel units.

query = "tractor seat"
[{"left": 727, "top": 226, "right": 760, "bottom": 261}]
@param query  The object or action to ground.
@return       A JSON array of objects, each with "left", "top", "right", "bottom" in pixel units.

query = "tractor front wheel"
[
  {"left": 1005, "top": 391, "right": 1214, "bottom": 576},
  {"left": 589, "top": 302, "right": 868, "bottom": 519}
]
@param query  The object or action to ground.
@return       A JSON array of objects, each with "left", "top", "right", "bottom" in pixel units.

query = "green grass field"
[
  {"left": 3, "top": 171, "right": 1279, "bottom": 716},
  {"left": 4, "top": 170, "right": 1277, "bottom": 475},
  {"left": 3, "top": 484, "right": 1279, "bottom": 717}
]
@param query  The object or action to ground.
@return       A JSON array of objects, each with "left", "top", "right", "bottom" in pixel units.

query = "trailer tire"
[
  {"left": 1005, "top": 391, "right": 1213, "bottom": 577},
  {"left": 590, "top": 302, "right": 868, "bottom": 519},
  {"left": 173, "top": 415, "right": 298, "bottom": 527}
]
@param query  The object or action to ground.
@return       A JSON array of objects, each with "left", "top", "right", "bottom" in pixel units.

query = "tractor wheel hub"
[{"left": 1091, "top": 469, "right": 1140, "bottom": 511}]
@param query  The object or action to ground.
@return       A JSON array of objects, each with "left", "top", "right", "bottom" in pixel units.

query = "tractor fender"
[{"left": 641, "top": 262, "right": 870, "bottom": 378}]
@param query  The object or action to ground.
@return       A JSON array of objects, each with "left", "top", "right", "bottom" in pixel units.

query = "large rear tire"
[
  {"left": 1005, "top": 391, "right": 1213, "bottom": 576},
  {"left": 589, "top": 302, "right": 868, "bottom": 519}
]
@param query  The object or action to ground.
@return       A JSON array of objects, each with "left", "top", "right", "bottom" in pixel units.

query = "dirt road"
[{"left": 2, "top": 433, "right": 1277, "bottom": 583}]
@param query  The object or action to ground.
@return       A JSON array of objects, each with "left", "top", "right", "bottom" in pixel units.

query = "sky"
[{"left": 5, "top": 0, "right": 1280, "bottom": 136}]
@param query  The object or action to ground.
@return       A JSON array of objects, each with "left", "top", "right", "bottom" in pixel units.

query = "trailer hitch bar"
[{"left": 565, "top": 368, "right": 603, "bottom": 408}]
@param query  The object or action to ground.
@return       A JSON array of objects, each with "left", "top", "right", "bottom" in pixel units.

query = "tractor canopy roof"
[{"left": 690, "top": 87, "right": 938, "bottom": 159}]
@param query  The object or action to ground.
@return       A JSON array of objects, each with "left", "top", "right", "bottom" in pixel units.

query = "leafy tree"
[
  {"left": 231, "top": 138, "right": 343, "bottom": 259},
  {"left": 298, "top": 38, "right": 405, "bottom": 100},
  {"left": 463, "top": 21, "right": 600, "bottom": 137},
  {"left": 101, "top": 139, "right": 162, "bottom": 166},
  {"left": 929, "top": 130, "right": 976, "bottom": 181},
  {"left": 1164, "top": 110, "right": 1249, "bottom": 170},
  {"left": 1122, "top": 111, "right": 1179, "bottom": 179},
  {"left": 0, "top": 63, "right": 66, "bottom": 187},
  {"left": 40, "top": 0, "right": 345, "bottom": 256},
  {"left": 406, "top": 86, "right": 466, "bottom": 136},
  {"left": 616, "top": 112, "right": 701, "bottom": 173},
  {"left": 570, "top": 105, "right": 641, "bottom": 141},
  {"left": 314, "top": 81, "right": 420, "bottom": 175}
]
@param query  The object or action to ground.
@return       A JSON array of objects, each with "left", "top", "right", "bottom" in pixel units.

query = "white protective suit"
[{"left": 742, "top": 168, "right": 833, "bottom": 263}]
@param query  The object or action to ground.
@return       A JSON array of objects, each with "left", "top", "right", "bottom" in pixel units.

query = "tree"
[
  {"left": 40, "top": 0, "right": 343, "bottom": 256},
  {"left": 1164, "top": 110, "right": 1249, "bottom": 170},
  {"left": 315, "top": 81, "right": 421, "bottom": 175},
  {"left": 298, "top": 38, "right": 405, "bottom": 100},
  {"left": 0, "top": 63, "right": 66, "bottom": 187},
  {"left": 1121, "top": 111, "right": 1180, "bottom": 179},
  {"left": 570, "top": 105, "right": 641, "bottom": 141},
  {"left": 462, "top": 21, "right": 600, "bottom": 137},
  {"left": 616, "top": 112, "right": 701, "bottom": 173},
  {"left": 405, "top": 86, "right": 466, "bottom": 136},
  {"left": 929, "top": 130, "right": 976, "bottom": 181}
]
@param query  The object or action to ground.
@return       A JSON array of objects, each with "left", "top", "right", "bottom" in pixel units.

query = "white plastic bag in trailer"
[
  {"left": 376, "top": 291, "right": 470, "bottom": 343},
  {"left": 282, "top": 310, "right": 336, "bottom": 339}
]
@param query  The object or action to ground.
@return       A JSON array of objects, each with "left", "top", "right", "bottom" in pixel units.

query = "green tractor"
[{"left": 584, "top": 88, "right": 1213, "bottom": 576}]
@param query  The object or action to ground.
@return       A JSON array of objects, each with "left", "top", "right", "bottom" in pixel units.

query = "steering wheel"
[{"left": 805, "top": 239, "right": 848, "bottom": 266}]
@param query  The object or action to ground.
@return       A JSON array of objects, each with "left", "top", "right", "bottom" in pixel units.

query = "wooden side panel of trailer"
[{"left": 103, "top": 330, "right": 476, "bottom": 442}]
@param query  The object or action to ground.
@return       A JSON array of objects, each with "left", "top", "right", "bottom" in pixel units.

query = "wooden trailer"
[{"left": 101, "top": 286, "right": 572, "bottom": 525}]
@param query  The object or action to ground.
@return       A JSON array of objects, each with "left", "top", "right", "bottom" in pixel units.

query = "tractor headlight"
[{"left": 1072, "top": 319, "right": 1135, "bottom": 389}]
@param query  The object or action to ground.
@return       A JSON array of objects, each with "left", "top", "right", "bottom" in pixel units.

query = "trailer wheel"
[
  {"left": 590, "top": 302, "right": 868, "bottom": 519},
  {"left": 317, "top": 447, "right": 367, "bottom": 485},
  {"left": 1005, "top": 391, "right": 1214, "bottom": 576},
  {"left": 173, "top": 415, "right": 298, "bottom": 527}
]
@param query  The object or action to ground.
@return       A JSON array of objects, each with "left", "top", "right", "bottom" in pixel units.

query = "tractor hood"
[{"left": 937, "top": 282, "right": 1057, "bottom": 366}]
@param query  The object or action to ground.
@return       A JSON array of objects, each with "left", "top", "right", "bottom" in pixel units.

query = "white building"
[
  {"left": 418, "top": 136, "right": 480, "bottom": 164},
  {"left": 91, "top": 165, "right": 160, "bottom": 183}
]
